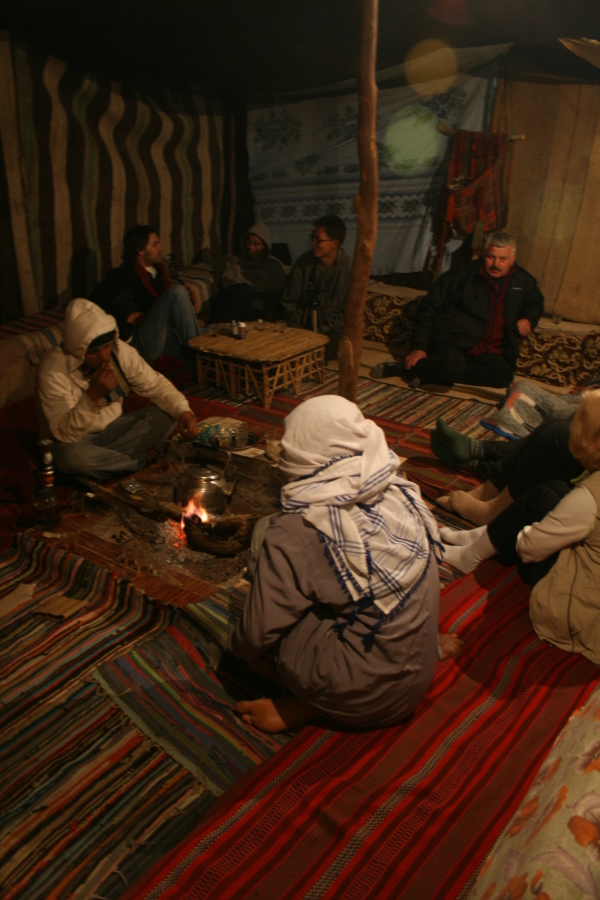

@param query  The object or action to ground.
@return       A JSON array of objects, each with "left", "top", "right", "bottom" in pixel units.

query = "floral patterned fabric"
[
  {"left": 248, "top": 77, "right": 495, "bottom": 275},
  {"left": 468, "top": 687, "right": 600, "bottom": 900},
  {"left": 515, "top": 333, "right": 584, "bottom": 387},
  {"left": 363, "top": 290, "right": 419, "bottom": 358}
]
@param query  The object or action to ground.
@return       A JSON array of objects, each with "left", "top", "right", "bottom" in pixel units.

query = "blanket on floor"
[{"left": 118, "top": 562, "right": 600, "bottom": 900}]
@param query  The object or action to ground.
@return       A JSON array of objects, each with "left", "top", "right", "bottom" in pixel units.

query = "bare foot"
[
  {"left": 235, "top": 697, "right": 317, "bottom": 733},
  {"left": 471, "top": 481, "right": 499, "bottom": 501},
  {"left": 450, "top": 486, "right": 513, "bottom": 526},
  {"left": 438, "top": 633, "right": 464, "bottom": 659},
  {"left": 438, "top": 481, "right": 498, "bottom": 514},
  {"left": 448, "top": 491, "right": 496, "bottom": 526}
]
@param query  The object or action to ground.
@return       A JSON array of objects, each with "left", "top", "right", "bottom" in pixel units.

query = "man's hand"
[
  {"left": 178, "top": 410, "right": 198, "bottom": 440},
  {"left": 404, "top": 349, "right": 427, "bottom": 369},
  {"left": 87, "top": 361, "right": 118, "bottom": 404},
  {"left": 516, "top": 318, "right": 532, "bottom": 337},
  {"left": 126, "top": 311, "right": 144, "bottom": 325}
]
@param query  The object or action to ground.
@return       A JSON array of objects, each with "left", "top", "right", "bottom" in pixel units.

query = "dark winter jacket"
[
  {"left": 411, "top": 260, "right": 544, "bottom": 367},
  {"left": 91, "top": 261, "right": 169, "bottom": 342}
]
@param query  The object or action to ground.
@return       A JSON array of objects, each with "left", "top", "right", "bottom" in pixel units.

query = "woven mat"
[
  {"left": 0, "top": 535, "right": 213, "bottom": 900},
  {"left": 120, "top": 562, "right": 600, "bottom": 900},
  {"left": 95, "top": 587, "right": 289, "bottom": 796},
  {"left": 185, "top": 373, "right": 499, "bottom": 437}
]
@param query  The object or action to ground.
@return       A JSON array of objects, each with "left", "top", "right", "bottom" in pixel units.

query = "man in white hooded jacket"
[{"left": 37, "top": 298, "right": 198, "bottom": 480}]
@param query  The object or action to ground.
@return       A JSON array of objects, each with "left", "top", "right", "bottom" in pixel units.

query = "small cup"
[
  {"left": 276, "top": 320, "right": 286, "bottom": 333},
  {"left": 217, "top": 425, "right": 234, "bottom": 447},
  {"left": 264, "top": 425, "right": 282, "bottom": 463},
  {"left": 232, "top": 421, "right": 249, "bottom": 448}
]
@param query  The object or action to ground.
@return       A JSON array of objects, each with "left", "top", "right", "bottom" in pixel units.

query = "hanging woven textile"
[{"left": 431, "top": 129, "right": 513, "bottom": 271}]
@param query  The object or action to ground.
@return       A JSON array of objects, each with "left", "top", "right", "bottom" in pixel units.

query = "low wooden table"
[{"left": 188, "top": 324, "right": 329, "bottom": 409}]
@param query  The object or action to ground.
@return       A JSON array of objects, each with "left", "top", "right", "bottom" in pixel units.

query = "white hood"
[{"left": 63, "top": 298, "right": 118, "bottom": 362}]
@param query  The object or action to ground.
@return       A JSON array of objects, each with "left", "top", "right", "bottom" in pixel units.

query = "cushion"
[
  {"left": 480, "top": 380, "right": 582, "bottom": 439},
  {"left": 468, "top": 686, "right": 600, "bottom": 900},
  {"left": 516, "top": 332, "right": 583, "bottom": 387}
]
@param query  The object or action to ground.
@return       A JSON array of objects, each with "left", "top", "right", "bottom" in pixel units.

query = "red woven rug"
[{"left": 122, "top": 562, "right": 600, "bottom": 900}]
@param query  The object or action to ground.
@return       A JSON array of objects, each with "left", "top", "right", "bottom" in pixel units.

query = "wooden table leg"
[
  {"left": 262, "top": 362, "right": 273, "bottom": 409},
  {"left": 195, "top": 355, "right": 208, "bottom": 388},
  {"left": 227, "top": 360, "right": 239, "bottom": 398},
  {"left": 315, "top": 348, "right": 325, "bottom": 383}
]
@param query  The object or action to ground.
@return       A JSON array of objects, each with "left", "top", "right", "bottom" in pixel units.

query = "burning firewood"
[{"left": 183, "top": 511, "right": 260, "bottom": 556}]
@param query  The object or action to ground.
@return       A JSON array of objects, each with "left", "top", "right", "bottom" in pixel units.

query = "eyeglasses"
[{"left": 310, "top": 234, "right": 332, "bottom": 245}]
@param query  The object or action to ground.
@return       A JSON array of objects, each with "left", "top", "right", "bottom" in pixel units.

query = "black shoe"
[{"left": 371, "top": 361, "right": 401, "bottom": 378}]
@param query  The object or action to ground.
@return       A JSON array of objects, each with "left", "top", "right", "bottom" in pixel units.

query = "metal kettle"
[{"left": 174, "top": 465, "right": 236, "bottom": 516}]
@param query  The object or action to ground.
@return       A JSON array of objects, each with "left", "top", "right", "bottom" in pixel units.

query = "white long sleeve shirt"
[
  {"left": 516, "top": 482, "right": 596, "bottom": 563},
  {"left": 37, "top": 299, "right": 191, "bottom": 443}
]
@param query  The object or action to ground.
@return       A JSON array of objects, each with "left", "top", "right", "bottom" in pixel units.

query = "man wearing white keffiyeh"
[{"left": 231, "top": 396, "right": 459, "bottom": 734}]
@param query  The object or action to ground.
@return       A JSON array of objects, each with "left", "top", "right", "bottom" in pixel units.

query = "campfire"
[
  {"left": 180, "top": 499, "right": 259, "bottom": 556},
  {"left": 180, "top": 499, "right": 210, "bottom": 526}
]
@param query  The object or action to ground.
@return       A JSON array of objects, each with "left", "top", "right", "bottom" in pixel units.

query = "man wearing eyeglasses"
[{"left": 280, "top": 215, "right": 352, "bottom": 360}]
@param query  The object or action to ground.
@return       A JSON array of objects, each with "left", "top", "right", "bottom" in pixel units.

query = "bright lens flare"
[{"left": 405, "top": 40, "right": 458, "bottom": 98}]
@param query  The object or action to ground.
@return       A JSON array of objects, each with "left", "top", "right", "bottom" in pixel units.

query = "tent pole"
[{"left": 338, "top": 0, "right": 379, "bottom": 402}]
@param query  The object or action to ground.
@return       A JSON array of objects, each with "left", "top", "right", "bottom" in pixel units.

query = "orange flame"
[{"left": 180, "top": 499, "right": 209, "bottom": 527}]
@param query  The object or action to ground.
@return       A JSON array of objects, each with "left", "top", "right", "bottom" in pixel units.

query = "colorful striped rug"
[
  {"left": 120, "top": 562, "right": 600, "bottom": 900},
  {"left": 0, "top": 535, "right": 214, "bottom": 900},
  {"left": 95, "top": 588, "right": 289, "bottom": 796},
  {"left": 186, "top": 372, "right": 499, "bottom": 437}
]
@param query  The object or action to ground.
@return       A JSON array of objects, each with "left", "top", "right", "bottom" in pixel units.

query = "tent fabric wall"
[
  {"left": 499, "top": 79, "right": 600, "bottom": 325},
  {"left": 0, "top": 32, "right": 230, "bottom": 320},
  {"left": 247, "top": 75, "right": 497, "bottom": 275}
]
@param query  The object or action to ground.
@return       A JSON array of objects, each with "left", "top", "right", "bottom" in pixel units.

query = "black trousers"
[
  {"left": 487, "top": 480, "right": 572, "bottom": 586},
  {"left": 474, "top": 416, "right": 584, "bottom": 496},
  {"left": 411, "top": 341, "right": 514, "bottom": 388}
]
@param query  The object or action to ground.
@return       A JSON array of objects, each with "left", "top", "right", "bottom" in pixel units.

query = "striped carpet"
[
  {"left": 95, "top": 588, "right": 289, "bottom": 795},
  {"left": 0, "top": 535, "right": 216, "bottom": 900},
  {"left": 186, "top": 373, "right": 500, "bottom": 437},
  {"left": 120, "top": 562, "right": 600, "bottom": 900}
]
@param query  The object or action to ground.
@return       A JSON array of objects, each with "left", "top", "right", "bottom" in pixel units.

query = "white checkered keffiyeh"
[{"left": 279, "top": 396, "right": 442, "bottom": 639}]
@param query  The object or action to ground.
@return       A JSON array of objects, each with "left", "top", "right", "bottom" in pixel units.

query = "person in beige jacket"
[
  {"left": 37, "top": 298, "right": 198, "bottom": 480},
  {"left": 440, "top": 390, "right": 600, "bottom": 664}
]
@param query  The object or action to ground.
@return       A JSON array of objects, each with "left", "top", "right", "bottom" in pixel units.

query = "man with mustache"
[{"left": 372, "top": 232, "right": 543, "bottom": 389}]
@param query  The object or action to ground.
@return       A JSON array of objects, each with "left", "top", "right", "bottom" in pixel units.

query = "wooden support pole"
[{"left": 338, "top": 0, "right": 379, "bottom": 402}]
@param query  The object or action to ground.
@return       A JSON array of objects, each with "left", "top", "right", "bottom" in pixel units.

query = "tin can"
[{"left": 238, "top": 322, "right": 247, "bottom": 339}]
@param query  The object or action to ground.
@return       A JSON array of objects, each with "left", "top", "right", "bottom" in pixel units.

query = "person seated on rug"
[
  {"left": 91, "top": 225, "right": 200, "bottom": 365},
  {"left": 229, "top": 395, "right": 462, "bottom": 735},
  {"left": 209, "top": 223, "right": 287, "bottom": 324},
  {"left": 280, "top": 215, "right": 352, "bottom": 361},
  {"left": 440, "top": 392, "right": 600, "bottom": 664},
  {"left": 37, "top": 298, "right": 198, "bottom": 480},
  {"left": 430, "top": 413, "right": 585, "bottom": 525},
  {"left": 370, "top": 232, "right": 543, "bottom": 389}
]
